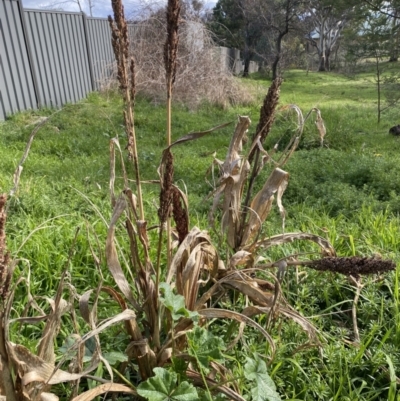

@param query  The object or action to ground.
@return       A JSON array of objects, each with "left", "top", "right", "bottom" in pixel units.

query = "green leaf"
[
  {"left": 159, "top": 283, "right": 198, "bottom": 321},
  {"left": 245, "top": 357, "right": 281, "bottom": 401},
  {"left": 187, "top": 326, "right": 225, "bottom": 373},
  {"left": 137, "top": 368, "right": 198, "bottom": 401},
  {"left": 103, "top": 351, "right": 128, "bottom": 365},
  {"left": 171, "top": 356, "right": 188, "bottom": 378}
]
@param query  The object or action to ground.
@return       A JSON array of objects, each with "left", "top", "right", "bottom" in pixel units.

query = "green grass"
[{"left": 1, "top": 66, "right": 400, "bottom": 400}]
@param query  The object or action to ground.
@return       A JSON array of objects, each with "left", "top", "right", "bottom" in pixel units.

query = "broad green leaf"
[
  {"left": 159, "top": 283, "right": 198, "bottom": 321},
  {"left": 137, "top": 367, "right": 198, "bottom": 401},
  {"left": 187, "top": 326, "right": 225, "bottom": 373},
  {"left": 171, "top": 357, "right": 188, "bottom": 378},
  {"left": 198, "top": 389, "right": 226, "bottom": 401},
  {"left": 103, "top": 351, "right": 128, "bottom": 365},
  {"left": 245, "top": 357, "right": 281, "bottom": 401}
]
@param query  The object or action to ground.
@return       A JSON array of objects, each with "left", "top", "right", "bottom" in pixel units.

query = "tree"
[
  {"left": 209, "top": 0, "right": 264, "bottom": 76},
  {"left": 361, "top": 0, "right": 400, "bottom": 61},
  {"left": 209, "top": 0, "right": 307, "bottom": 78},
  {"left": 304, "top": 0, "right": 363, "bottom": 71},
  {"left": 345, "top": 5, "right": 400, "bottom": 122},
  {"left": 257, "top": 0, "right": 308, "bottom": 79}
]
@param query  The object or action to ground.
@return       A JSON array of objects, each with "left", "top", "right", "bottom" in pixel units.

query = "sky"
[{"left": 21, "top": 0, "right": 216, "bottom": 18}]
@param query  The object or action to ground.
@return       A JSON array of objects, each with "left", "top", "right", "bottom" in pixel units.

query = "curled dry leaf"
[
  {"left": 71, "top": 383, "right": 136, "bottom": 401},
  {"left": 222, "top": 116, "right": 251, "bottom": 177},
  {"left": 229, "top": 250, "right": 253, "bottom": 268},
  {"left": 106, "top": 195, "right": 139, "bottom": 308},
  {"left": 208, "top": 117, "right": 251, "bottom": 240},
  {"left": 41, "top": 393, "right": 59, "bottom": 401},
  {"left": 167, "top": 227, "right": 218, "bottom": 290},
  {"left": 240, "top": 168, "right": 289, "bottom": 248},
  {"left": 169, "top": 122, "right": 233, "bottom": 149},
  {"left": 255, "top": 232, "right": 336, "bottom": 257},
  {"left": 7, "top": 308, "right": 137, "bottom": 399},
  {"left": 222, "top": 278, "right": 274, "bottom": 307}
]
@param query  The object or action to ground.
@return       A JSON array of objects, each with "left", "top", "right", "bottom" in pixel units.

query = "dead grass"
[{"left": 100, "top": 14, "right": 253, "bottom": 108}]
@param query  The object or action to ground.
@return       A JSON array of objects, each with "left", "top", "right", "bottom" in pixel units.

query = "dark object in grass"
[
  {"left": 309, "top": 256, "right": 395, "bottom": 277},
  {"left": 389, "top": 125, "right": 400, "bottom": 136}
]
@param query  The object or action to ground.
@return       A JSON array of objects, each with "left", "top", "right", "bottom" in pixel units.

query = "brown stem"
[
  {"left": 349, "top": 275, "right": 363, "bottom": 344},
  {"left": 0, "top": 311, "right": 16, "bottom": 401}
]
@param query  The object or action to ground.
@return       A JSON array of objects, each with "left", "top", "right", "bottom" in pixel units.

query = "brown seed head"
[
  {"left": 249, "top": 78, "right": 282, "bottom": 163},
  {"left": 164, "top": 0, "right": 181, "bottom": 89},
  {"left": 158, "top": 149, "right": 174, "bottom": 224},
  {"left": 172, "top": 187, "right": 189, "bottom": 244},
  {"left": 310, "top": 256, "right": 395, "bottom": 278}
]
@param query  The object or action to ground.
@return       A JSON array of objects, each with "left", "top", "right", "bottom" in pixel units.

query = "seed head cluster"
[
  {"left": 249, "top": 77, "right": 282, "bottom": 163},
  {"left": 164, "top": 0, "right": 181, "bottom": 89},
  {"left": 310, "top": 256, "right": 395, "bottom": 277}
]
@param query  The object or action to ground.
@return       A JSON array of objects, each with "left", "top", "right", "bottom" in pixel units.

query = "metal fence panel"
[
  {"left": 0, "top": 0, "right": 37, "bottom": 120},
  {"left": 1, "top": 4, "right": 146, "bottom": 121},
  {"left": 86, "top": 18, "right": 114, "bottom": 90},
  {"left": 23, "top": 9, "right": 93, "bottom": 108}
]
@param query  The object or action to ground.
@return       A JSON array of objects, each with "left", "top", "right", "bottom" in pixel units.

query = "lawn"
[{"left": 1, "top": 65, "right": 400, "bottom": 400}]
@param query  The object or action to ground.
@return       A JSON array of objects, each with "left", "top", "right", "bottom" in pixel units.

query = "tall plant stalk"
[
  {"left": 108, "top": 0, "right": 144, "bottom": 220},
  {"left": 164, "top": 0, "right": 180, "bottom": 147},
  {"left": 156, "top": 0, "right": 181, "bottom": 296},
  {"left": 0, "top": 194, "right": 15, "bottom": 401}
]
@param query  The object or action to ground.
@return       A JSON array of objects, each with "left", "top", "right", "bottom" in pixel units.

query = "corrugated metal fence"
[{"left": 0, "top": 0, "right": 120, "bottom": 120}]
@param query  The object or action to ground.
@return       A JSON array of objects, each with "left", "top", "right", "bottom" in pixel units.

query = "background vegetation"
[{"left": 1, "top": 62, "right": 400, "bottom": 399}]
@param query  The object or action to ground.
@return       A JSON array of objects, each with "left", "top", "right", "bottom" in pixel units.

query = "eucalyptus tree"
[
  {"left": 257, "top": 0, "right": 308, "bottom": 79},
  {"left": 304, "top": 0, "right": 359, "bottom": 71},
  {"left": 209, "top": 0, "right": 308, "bottom": 78}
]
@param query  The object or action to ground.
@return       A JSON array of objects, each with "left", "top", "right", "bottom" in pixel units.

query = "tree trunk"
[
  {"left": 242, "top": 45, "right": 252, "bottom": 77},
  {"left": 318, "top": 54, "right": 326, "bottom": 71},
  {"left": 325, "top": 48, "right": 331, "bottom": 71},
  {"left": 272, "top": 31, "right": 287, "bottom": 80},
  {"left": 272, "top": 39, "right": 282, "bottom": 81}
]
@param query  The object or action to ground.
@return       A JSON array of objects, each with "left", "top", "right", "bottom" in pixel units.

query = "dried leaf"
[
  {"left": 71, "top": 383, "right": 136, "bottom": 401},
  {"left": 242, "top": 305, "right": 320, "bottom": 345},
  {"left": 41, "top": 393, "right": 59, "bottom": 401},
  {"left": 38, "top": 278, "right": 70, "bottom": 364},
  {"left": 222, "top": 278, "right": 274, "bottom": 307},
  {"left": 241, "top": 168, "right": 289, "bottom": 248},
  {"left": 167, "top": 227, "right": 216, "bottom": 286},
  {"left": 229, "top": 250, "right": 252, "bottom": 268},
  {"left": 255, "top": 232, "right": 336, "bottom": 256},
  {"left": 106, "top": 195, "right": 139, "bottom": 308},
  {"left": 169, "top": 122, "right": 233, "bottom": 148},
  {"left": 222, "top": 116, "right": 251, "bottom": 177}
]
